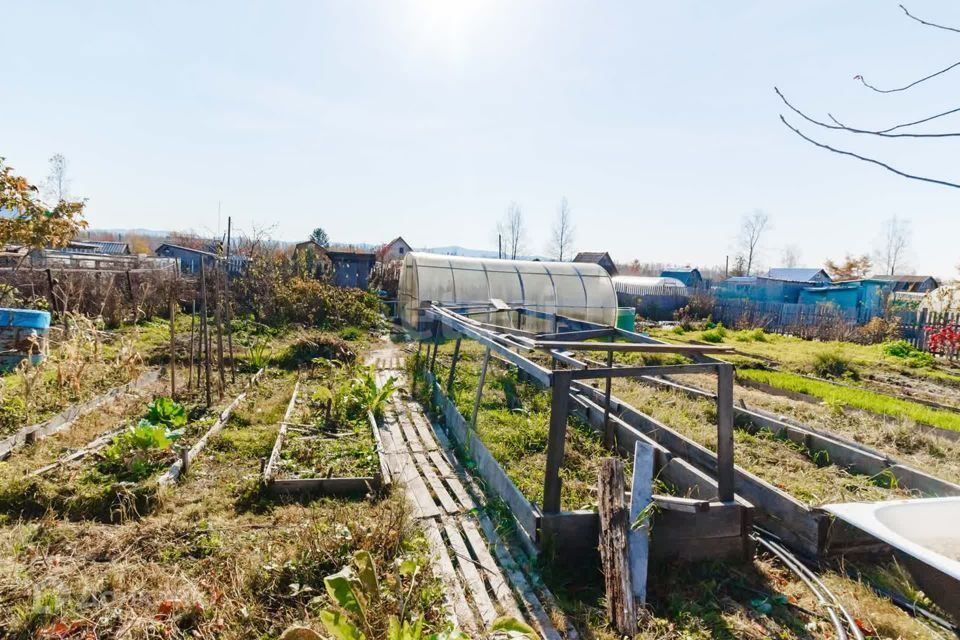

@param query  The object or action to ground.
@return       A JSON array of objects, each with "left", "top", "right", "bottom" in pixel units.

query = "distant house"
[
  {"left": 717, "top": 273, "right": 831, "bottom": 304},
  {"left": 766, "top": 268, "right": 832, "bottom": 284},
  {"left": 380, "top": 236, "right": 412, "bottom": 263},
  {"left": 326, "top": 247, "right": 377, "bottom": 289},
  {"left": 61, "top": 240, "right": 131, "bottom": 255},
  {"left": 155, "top": 243, "right": 217, "bottom": 274},
  {"left": 660, "top": 267, "right": 702, "bottom": 288},
  {"left": 866, "top": 274, "right": 939, "bottom": 293},
  {"left": 573, "top": 251, "right": 617, "bottom": 276},
  {"left": 797, "top": 283, "right": 862, "bottom": 311}
]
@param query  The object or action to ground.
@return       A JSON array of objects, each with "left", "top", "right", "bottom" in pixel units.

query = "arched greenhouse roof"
[{"left": 398, "top": 252, "right": 617, "bottom": 330}]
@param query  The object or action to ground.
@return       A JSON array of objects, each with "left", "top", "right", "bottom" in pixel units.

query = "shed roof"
[
  {"left": 155, "top": 243, "right": 216, "bottom": 258},
  {"left": 869, "top": 274, "right": 938, "bottom": 284},
  {"left": 326, "top": 246, "right": 376, "bottom": 258},
  {"left": 767, "top": 268, "right": 830, "bottom": 282},
  {"left": 64, "top": 240, "right": 130, "bottom": 255},
  {"left": 574, "top": 251, "right": 612, "bottom": 263}
]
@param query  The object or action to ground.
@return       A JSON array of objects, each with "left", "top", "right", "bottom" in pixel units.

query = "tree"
[
  {"left": 497, "top": 202, "right": 525, "bottom": 260},
  {"left": 310, "top": 227, "right": 330, "bottom": 247},
  {"left": 776, "top": 5, "right": 960, "bottom": 189},
  {"left": 874, "top": 215, "right": 911, "bottom": 275},
  {"left": 0, "top": 157, "right": 87, "bottom": 251},
  {"left": 43, "top": 153, "right": 70, "bottom": 204},
  {"left": 781, "top": 244, "right": 801, "bottom": 268},
  {"left": 825, "top": 253, "right": 872, "bottom": 280},
  {"left": 736, "top": 210, "right": 769, "bottom": 276},
  {"left": 730, "top": 254, "right": 748, "bottom": 277},
  {"left": 548, "top": 197, "right": 575, "bottom": 261}
]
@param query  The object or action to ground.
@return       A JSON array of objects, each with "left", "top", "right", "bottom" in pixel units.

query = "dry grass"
[
  {"left": 0, "top": 365, "right": 446, "bottom": 639},
  {"left": 613, "top": 378, "right": 911, "bottom": 505}
]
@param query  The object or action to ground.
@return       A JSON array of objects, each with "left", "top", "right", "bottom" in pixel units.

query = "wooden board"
[
  {"left": 267, "top": 476, "right": 381, "bottom": 496},
  {"left": 444, "top": 519, "right": 498, "bottom": 626},
  {"left": 0, "top": 367, "right": 161, "bottom": 459},
  {"left": 460, "top": 518, "right": 524, "bottom": 620},
  {"left": 413, "top": 451, "right": 460, "bottom": 514},
  {"left": 423, "top": 518, "right": 478, "bottom": 635}
]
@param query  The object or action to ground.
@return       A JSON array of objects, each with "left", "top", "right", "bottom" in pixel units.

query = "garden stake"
[
  {"left": 169, "top": 294, "right": 176, "bottom": 398},
  {"left": 200, "top": 258, "right": 212, "bottom": 407}
]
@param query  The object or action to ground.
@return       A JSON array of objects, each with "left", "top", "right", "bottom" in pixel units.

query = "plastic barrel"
[
  {"left": 616, "top": 307, "right": 636, "bottom": 332},
  {"left": 0, "top": 308, "right": 51, "bottom": 371}
]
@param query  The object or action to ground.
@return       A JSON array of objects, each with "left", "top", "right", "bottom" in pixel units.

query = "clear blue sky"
[{"left": 3, "top": 1, "right": 958, "bottom": 277}]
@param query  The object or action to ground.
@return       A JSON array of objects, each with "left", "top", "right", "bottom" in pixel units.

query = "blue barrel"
[{"left": 0, "top": 308, "right": 51, "bottom": 371}]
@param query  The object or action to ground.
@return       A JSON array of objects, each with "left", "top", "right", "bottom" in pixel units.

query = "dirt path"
[{"left": 368, "top": 343, "right": 568, "bottom": 639}]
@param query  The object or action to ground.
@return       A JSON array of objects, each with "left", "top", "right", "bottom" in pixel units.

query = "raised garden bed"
[{"left": 262, "top": 376, "right": 389, "bottom": 497}]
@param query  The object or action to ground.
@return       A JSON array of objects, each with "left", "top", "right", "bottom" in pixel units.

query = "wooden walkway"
[{"left": 368, "top": 349, "right": 568, "bottom": 639}]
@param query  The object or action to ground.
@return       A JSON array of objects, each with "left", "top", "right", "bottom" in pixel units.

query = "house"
[
  {"left": 379, "top": 236, "right": 412, "bottom": 263},
  {"left": 766, "top": 268, "right": 832, "bottom": 284},
  {"left": 326, "top": 247, "right": 377, "bottom": 289},
  {"left": 61, "top": 240, "right": 131, "bottom": 255},
  {"left": 866, "top": 274, "right": 939, "bottom": 293},
  {"left": 660, "top": 267, "right": 703, "bottom": 288},
  {"left": 717, "top": 273, "right": 831, "bottom": 304},
  {"left": 573, "top": 251, "right": 617, "bottom": 276},
  {"left": 155, "top": 243, "right": 217, "bottom": 274},
  {"left": 797, "top": 283, "right": 861, "bottom": 311}
]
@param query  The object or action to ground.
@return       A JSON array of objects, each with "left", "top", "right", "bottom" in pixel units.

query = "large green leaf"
[
  {"left": 319, "top": 610, "right": 366, "bottom": 640},
  {"left": 146, "top": 396, "right": 187, "bottom": 427},
  {"left": 353, "top": 550, "right": 379, "bottom": 603},
  {"left": 490, "top": 617, "right": 536, "bottom": 638},
  {"left": 324, "top": 568, "right": 363, "bottom": 618}
]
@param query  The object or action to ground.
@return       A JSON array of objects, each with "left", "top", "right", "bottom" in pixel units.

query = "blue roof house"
[{"left": 660, "top": 268, "right": 703, "bottom": 288}]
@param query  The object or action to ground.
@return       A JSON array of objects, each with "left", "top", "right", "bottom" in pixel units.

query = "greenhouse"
[{"left": 398, "top": 252, "right": 617, "bottom": 331}]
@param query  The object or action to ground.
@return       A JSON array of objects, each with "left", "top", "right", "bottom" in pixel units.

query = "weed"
[
  {"left": 700, "top": 323, "right": 727, "bottom": 343},
  {"left": 812, "top": 351, "right": 859, "bottom": 380},
  {"left": 339, "top": 326, "right": 364, "bottom": 341}
]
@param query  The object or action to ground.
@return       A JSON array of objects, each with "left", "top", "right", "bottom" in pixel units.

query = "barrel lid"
[{"left": 0, "top": 308, "right": 52, "bottom": 329}]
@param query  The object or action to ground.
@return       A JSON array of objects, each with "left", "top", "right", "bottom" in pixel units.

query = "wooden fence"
[{"left": 894, "top": 309, "right": 960, "bottom": 351}]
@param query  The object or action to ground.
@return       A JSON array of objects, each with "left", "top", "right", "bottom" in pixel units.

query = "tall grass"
[{"left": 738, "top": 369, "right": 960, "bottom": 433}]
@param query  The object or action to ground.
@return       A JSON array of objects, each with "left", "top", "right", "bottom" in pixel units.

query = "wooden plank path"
[{"left": 368, "top": 349, "right": 566, "bottom": 639}]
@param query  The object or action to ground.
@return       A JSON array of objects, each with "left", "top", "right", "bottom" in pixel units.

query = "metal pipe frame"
[{"left": 419, "top": 303, "right": 737, "bottom": 513}]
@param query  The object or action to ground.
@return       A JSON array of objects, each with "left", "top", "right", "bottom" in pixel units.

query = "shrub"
[
  {"left": 700, "top": 323, "right": 727, "bottom": 343},
  {"left": 671, "top": 325, "right": 685, "bottom": 335},
  {"left": 339, "top": 326, "right": 363, "bottom": 341},
  {"left": 276, "top": 278, "right": 381, "bottom": 330},
  {"left": 855, "top": 316, "right": 901, "bottom": 344},
  {"left": 882, "top": 339, "right": 935, "bottom": 368},
  {"left": 812, "top": 351, "right": 859, "bottom": 380},
  {"left": 734, "top": 328, "right": 767, "bottom": 342},
  {"left": 274, "top": 334, "right": 355, "bottom": 369}
]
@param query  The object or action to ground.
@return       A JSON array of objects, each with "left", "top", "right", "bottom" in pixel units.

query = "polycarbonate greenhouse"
[{"left": 398, "top": 252, "right": 617, "bottom": 331}]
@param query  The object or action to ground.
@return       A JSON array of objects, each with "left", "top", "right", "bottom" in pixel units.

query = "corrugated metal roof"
[
  {"left": 766, "top": 268, "right": 829, "bottom": 282},
  {"left": 63, "top": 240, "right": 130, "bottom": 255}
]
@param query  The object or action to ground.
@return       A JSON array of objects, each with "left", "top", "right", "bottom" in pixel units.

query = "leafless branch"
[
  {"left": 830, "top": 105, "right": 960, "bottom": 134},
  {"left": 900, "top": 4, "right": 960, "bottom": 34},
  {"left": 779, "top": 115, "right": 960, "bottom": 189},
  {"left": 855, "top": 59, "right": 960, "bottom": 93},
  {"left": 775, "top": 87, "right": 960, "bottom": 138}
]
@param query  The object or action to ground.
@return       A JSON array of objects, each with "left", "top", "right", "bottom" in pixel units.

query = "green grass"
[{"left": 738, "top": 368, "right": 960, "bottom": 433}]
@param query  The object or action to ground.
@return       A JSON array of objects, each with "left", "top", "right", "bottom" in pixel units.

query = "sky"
[{"left": 2, "top": 1, "right": 958, "bottom": 278}]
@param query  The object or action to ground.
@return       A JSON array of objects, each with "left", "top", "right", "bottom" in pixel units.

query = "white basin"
[{"left": 824, "top": 497, "right": 960, "bottom": 620}]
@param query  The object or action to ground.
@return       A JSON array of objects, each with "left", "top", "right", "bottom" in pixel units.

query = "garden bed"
[
  {"left": 262, "top": 365, "right": 390, "bottom": 497},
  {"left": 0, "top": 371, "right": 263, "bottom": 522}
]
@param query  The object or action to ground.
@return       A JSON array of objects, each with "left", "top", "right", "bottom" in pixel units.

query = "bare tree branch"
[
  {"left": 855, "top": 59, "right": 960, "bottom": 93},
  {"left": 829, "top": 105, "right": 960, "bottom": 134},
  {"left": 900, "top": 4, "right": 960, "bottom": 34},
  {"left": 775, "top": 87, "right": 960, "bottom": 138},
  {"left": 779, "top": 115, "right": 960, "bottom": 189}
]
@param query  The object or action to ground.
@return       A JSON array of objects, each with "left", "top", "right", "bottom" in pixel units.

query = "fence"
[
  {"left": 617, "top": 285, "right": 707, "bottom": 321},
  {"left": 895, "top": 310, "right": 960, "bottom": 351},
  {"left": 710, "top": 299, "right": 880, "bottom": 341}
]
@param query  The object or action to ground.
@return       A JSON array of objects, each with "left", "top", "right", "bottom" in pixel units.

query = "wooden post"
[
  {"left": 45, "top": 268, "right": 56, "bottom": 316},
  {"left": 214, "top": 272, "right": 226, "bottom": 396},
  {"left": 628, "top": 441, "right": 653, "bottom": 605},
  {"left": 598, "top": 457, "right": 638, "bottom": 636},
  {"left": 446, "top": 336, "right": 462, "bottom": 397},
  {"left": 412, "top": 341, "right": 423, "bottom": 395},
  {"left": 542, "top": 370, "right": 571, "bottom": 513},
  {"left": 200, "top": 259, "right": 212, "bottom": 407},
  {"left": 716, "top": 363, "right": 735, "bottom": 502},
  {"left": 603, "top": 349, "right": 614, "bottom": 448},
  {"left": 188, "top": 300, "right": 196, "bottom": 389},
  {"left": 180, "top": 446, "right": 190, "bottom": 478},
  {"left": 470, "top": 346, "right": 491, "bottom": 428},
  {"left": 169, "top": 295, "right": 176, "bottom": 398},
  {"left": 429, "top": 321, "right": 440, "bottom": 374},
  {"left": 225, "top": 216, "right": 236, "bottom": 382}
]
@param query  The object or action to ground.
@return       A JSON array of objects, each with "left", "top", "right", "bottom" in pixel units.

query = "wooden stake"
[
  {"left": 470, "top": 346, "right": 491, "bottom": 428},
  {"left": 188, "top": 300, "right": 196, "bottom": 389},
  {"left": 446, "top": 336, "right": 462, "bottom": 397},
  {"left": 214, "top": 269, "right": 226, "bottom": 396},
  {"left": 224, "top": 217, "right": 236, "bottom": 382},
  {"left": 603, "top": 349, "right": 614, "bottom": 448},
  {"left": 628, "top": 441, "right": 654, "bottom": 605},
  {"left": 716, "top": 363, "right": 735, "bottom": 502},
  {"left": 200, "top": 259, "right": 212, "bottom": 407},
  {"left": 169, "top": 294, "right": 176, "bottom": 398},
  {"left": 598, "top": 457, "right": 638, "bottom": 636}
]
